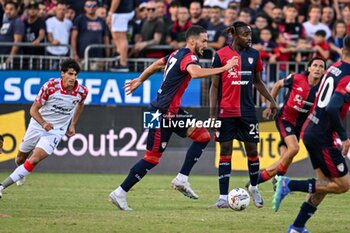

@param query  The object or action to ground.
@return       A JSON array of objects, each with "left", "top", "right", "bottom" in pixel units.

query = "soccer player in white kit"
[{"left": 0, "top": 59, "right": 88, "bottom": 198}]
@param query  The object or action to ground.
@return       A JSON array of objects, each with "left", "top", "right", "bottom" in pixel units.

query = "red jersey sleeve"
[
  {"left": 255, "top": 52, "right": 263, "bottom": 73},
  {"left": 79, "top": 85, "right": 89, "bottom": 103},
  {"left": 335, "top": 76, "right": 350, "bottom": 98},
  {"left": 180, "top": 53, "right": 199, "bottom": 72}
]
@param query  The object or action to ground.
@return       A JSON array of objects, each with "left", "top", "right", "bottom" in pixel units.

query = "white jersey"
[{"left": 33, "top": 78, "right": 88, "bottom": 135}]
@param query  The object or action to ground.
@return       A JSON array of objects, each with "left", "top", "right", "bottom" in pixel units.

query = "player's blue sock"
[
  {"left": 179, "top": 141, "right": 209, "bottom": 175},
  {"left": 288, "top": 178, "right": 316, "bottom": 193},
  {"left": 248, "top": 155, "right": 260, "bottom": 186},
  {"left": 293, "top": 202, "right": 317, "bottom": 228},
  {"left": 120, "top": 159, "right": 156, "bottom": 192},
  {"left": 218, "top": 155, "right": 231, "bottom": 195}
]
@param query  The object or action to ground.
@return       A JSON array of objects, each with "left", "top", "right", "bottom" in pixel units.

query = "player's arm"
[
  {"left": 325, "top": 92, "right": 350, "bottom": 155},
  {"left": 30, "top": 101, "right": 53, "bottom": 132},
  {"left": 187, "top": 57, "right": 237, "bottom": 78},
  {"left": 125, "top": 58, "right": 166, "bottom": 95},
  {"left": 209, "top": 75, "right": 220, "bottom": 118},
  {"left": 254, "top": 72, "right": 277, "bottom": 118},
  {"left": 66, "top": 102, "right": 85, "bottom": 137}
]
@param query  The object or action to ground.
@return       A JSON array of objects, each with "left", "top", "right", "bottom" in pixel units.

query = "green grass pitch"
[{"left": 0, "top": 173, "right": 349, "bottom": 233}]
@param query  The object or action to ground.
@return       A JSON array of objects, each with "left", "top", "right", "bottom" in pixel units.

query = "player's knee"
[
  {"left": 143, "top": 150, "right": 162, "bottom": 165},
  {"left": 288, "top": 144, "right": 300, "bottom": 156},
  {"left": 338, "top": 181, "right": 350, "bottom": 194},
  {"left": 188, "top": 127, "right": 210, "bottom": 142}
]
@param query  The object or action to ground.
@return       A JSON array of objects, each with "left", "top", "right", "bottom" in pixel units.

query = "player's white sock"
[
  {"left": 9, "top": 161, "right": 35, "bottom": 182},
  {"left": 176, "top": 173, "right": 188, "bottom": 182},
  {"left": 220, "top": 195, "right": 228, "bottom": 200},
  {"left": 115, "top": 186, "right": 127, "bottom": 196}
]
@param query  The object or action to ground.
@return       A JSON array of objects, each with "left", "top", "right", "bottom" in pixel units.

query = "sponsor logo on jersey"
[{"left": 232, "top": 80, "right": 249, "bottom": 85}]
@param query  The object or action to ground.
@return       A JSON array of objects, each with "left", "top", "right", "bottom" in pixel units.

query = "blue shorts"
[
  {"left": 215, "top": 117, "right": 259, "bottom": 143},
  {"left": 303, "top": 133, "right": 348, "bottom": 178},
  {"left": 147, "top": 108, "right": 193, "bottom": 153},
  {"left": 276, "top": 118, "right": 301, "bottom": 148}
]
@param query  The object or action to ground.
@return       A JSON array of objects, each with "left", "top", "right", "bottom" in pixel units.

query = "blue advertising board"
[{"left": 0, "top": 71, "right": 201, "bottom": 106}]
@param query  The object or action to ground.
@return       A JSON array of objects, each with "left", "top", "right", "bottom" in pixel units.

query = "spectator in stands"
[
  {"left": 0, "top": 0, "right": 25, "bottom": 67},
  {"left": 189, "top": 1, "right": 208, "bottom": 29},
  {"left": 43, "top": 0, "right": 58, "bottom": 18},
  {"left": 38, "top": 2, "right": 47, "bottom": 19},
  {"left": 71, "top": 0, "right": 110, "bottom": 67},
  {"left": 201, "top": 5, "right": 211, "bottom": 21},
  {"left": 328, "top": 20, "right": 346, "bottom": 62},
  {"left": 302, "top": 4, "right": 331, "bottom": 40},
  {"left": 298, "top": 0, "right": 322, "bottom": 24},
  {"left": 240, "top": 0, "right": 262, "bottom": 24},
  {"left": 164, "top": 0, "right": 180, "bottom": 30},
  {"left": 46, "top": 1, "right": 72, "bottom": 58},
  {"left": 341, "top": 3, "right": 350, "bottom": 33},
  {"left": 23, "top": 1, "right": 46, "bottom": 68},
  {"left": 261, "top": 0, "right": 275, "bottom": 20},
  {"left": 312, "top": 29, "right": 330, "bottom": 61},
  {"left": 321, "top": 5, "right": 335, "bottom": 30},
  {"left": 206, "top": 6, "right": 226, "bottom": 50},
  {"left": 166, "top": 6, "right": 191, "bottom": 50},
  {"left": 96, "top": 6, "right": 107, "bottom": 19},
  {"left": 155, "top": 0, "right": 166, "bottom": 19},
  {"left": 223, "top": 5, "right": 238, "bottom": 27},
  {"left": 237, "top": 8, "right": 252, "bottom": 25},
  {"left": 252, "top": 14, "right": 268, "bottom": 44},
  {"left": 279, "top": 3, "right": 305, "bottom": 47},
  {"left": 107, "top": 0, "right": 135, "bottom": 72},
  {"left": 65, "top": 5, "right": 76, "bottom": 21},
  {"left": 129, "top": 2, "right": 147, "bottom": 45},
  {"left": 294, "top": 36, "right": 313, "bottom": 63},
  {"left": 66, "top": 0, "right": 86, "bottom": 17},
  {"left": 131, "top": 1, "right": 164, "bottom": 57}
]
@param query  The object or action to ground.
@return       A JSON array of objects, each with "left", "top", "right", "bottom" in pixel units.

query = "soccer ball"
[{"left": 227, "top": 188, "right": 250, "bottom": 211}]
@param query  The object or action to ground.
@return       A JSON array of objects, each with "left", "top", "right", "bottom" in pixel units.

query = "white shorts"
[
  {"left": 111, "top": 11, "right": 135, "bottom": 32},
  {"left": 20, "top": 121, "right": 62, "bottom": 155}
]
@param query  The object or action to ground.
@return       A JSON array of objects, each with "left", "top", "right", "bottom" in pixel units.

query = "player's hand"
[
  {"left": 262, "top": 108, "right": 272, "bottom": 120},
  {"left": 269, "top": 100, "right": 278, "bottom": 118},
  {"left": 66, "top": 125, "right": 76, "bottom": 138},
  {"left": 225, "top": 56, "right": 239, "bottom": 70},
  {"left": 124, "top": 78, "right": 142, "bottom": 95},
  {"left": 42, "top": 122, "right": 54, "bottom": 131},
  {"left": 341, "top": 139, "right": 350, "bottom": 157}
]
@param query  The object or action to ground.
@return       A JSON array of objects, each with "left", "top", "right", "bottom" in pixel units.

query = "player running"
[
  {"left": 273, "top": 35, "right": 350, "bottom": 233},
  {"left": 255, "top": 57, "right": 326, "bottom": 187},
  {"left": 208, "top": 21, "right": 277, "bottom": 209},
  {"left": 108, "top": 25, "right": 237, "bottom": 211},
  {"left": 0, "top": 59, "right": 88, "bottom": 199}
]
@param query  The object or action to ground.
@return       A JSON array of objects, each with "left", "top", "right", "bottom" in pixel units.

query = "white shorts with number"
[
  {"left": 20, "top": 121, "right": 63, "bottom": 155},
  {"left": 111, "top": 11, "right": 135, "bottom": 32}
]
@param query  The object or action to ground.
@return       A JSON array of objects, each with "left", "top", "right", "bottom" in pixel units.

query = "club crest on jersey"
[
  {"left": 286, "top": 127, "right": 292, "bottom": 133},
  {"left": 72, "top": 100, "right": 79, "bottom": 104},
  {"left": 215, "top": 131, "right": 220, "bottom": 138},
  {"left": 337, "top": 163, "right": 344, "bottom": 172},
  {"left": 248, "top": 57, "right": 254, "bottom": 64},
  {"left": 191, "top": 55, "right": 197, "bottom": 61},
  {"left": 161, "top": 142, "right": 167, "bottom": 149}
]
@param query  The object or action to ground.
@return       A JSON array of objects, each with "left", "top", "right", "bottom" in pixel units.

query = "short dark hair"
[
  {"left": 185, "top": 25, "right": 206, "bottom": 40},
  {"left": 315, "top": 29, "right": 326, "bottom": 37},
  {"left": 60, "top": 59, "right": 81, "bottom": 73},
  {"left": 4, "top": 0, "right": 18, "bottom": 9}
]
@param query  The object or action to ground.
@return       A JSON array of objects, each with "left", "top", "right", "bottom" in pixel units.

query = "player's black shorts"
[
  {"left": 303, "top": 133, "right": 348, "bottom": 178},
  {"left": 147, "top": 108, "right": 194, "bottom": 153},
  {"left": 215, "top": 117, "right": 259, "bottom": 143},
  {"left": 276, "top": 118, "right": 301, "bottom": 148}
]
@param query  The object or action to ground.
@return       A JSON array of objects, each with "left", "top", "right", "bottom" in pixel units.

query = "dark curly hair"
[{"left": 60, "top": 58, "right": 81, "bottom": 74}]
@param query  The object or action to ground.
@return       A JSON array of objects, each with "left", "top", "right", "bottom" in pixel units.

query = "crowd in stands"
[{"left": 0, "top": 0, "right": 349, "bottom": 74}]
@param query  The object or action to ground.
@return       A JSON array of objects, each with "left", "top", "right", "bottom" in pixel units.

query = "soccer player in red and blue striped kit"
[
  {"left": 257, "top": 57, "right": 326, "bottom": 186},
  {"left": 273, "top": 35, "right": 350, "bottom": 233},
  {"left": 209, "top": 21, "right": 277, "bottom": 209},
  {"left": 109, "top": 25, "right": 237, "bottom": 211}
]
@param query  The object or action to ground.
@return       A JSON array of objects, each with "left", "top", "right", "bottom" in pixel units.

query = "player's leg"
[
  {"left": 171, "top": 126, "right": 210, "bottom": 199},
  {"left": 244, "top": 141, "right": 264, "bottom": 208},
  {"left": 15, "top": 151, "right": 31, "bottom": 186},
  {"left": 287, "top": 169, "right": 327, "bottom": 233},
  {"left": 110, "top": 127, "right": 172, "bottom": 210}
]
